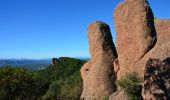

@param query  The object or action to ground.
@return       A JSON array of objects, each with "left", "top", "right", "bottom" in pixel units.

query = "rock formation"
[
  {"left": 142, "top": 58, "right": 170, "bottom": 99},
  {"left": 134, "top": 19, "right": 170, "bottom": 78},
  {"left": 80, "top": 21, "right": 118, "bottom": 100},
  {"left": 114, "top": 0, "right": 157, "bottom": 79},
  {"left": 52, "top": 58, "right": 58, "bottom": 66},
  {"left": 81, "top": 0, "right": 170, "bottom": 99}
]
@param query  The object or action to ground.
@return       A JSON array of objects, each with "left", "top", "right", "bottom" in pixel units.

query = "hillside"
[
  {"left": 0, "top": 59, "right": 51, "bottom": 70},
  {"left": 0, "top": 57, "right": 86, "bottom": 100}
]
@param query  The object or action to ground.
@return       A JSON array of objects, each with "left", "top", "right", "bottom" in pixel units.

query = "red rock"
[
  {"left": 114, "top": 0, "right": 161, "bottom": 79},
  {"left": 134, "top": 19, "right": 170, "bottom": 78},
  {"left": 142, "top": 58, "right": 170, "bottom": 100},
  {"left": 80, "top": 21, "right": 118, "bottom": 100}
]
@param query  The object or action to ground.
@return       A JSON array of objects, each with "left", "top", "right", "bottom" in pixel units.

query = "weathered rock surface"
[
  {"left": 109, "top": 89, "right": 128, "bottom": 100},
  {"left": 113, "top": 0, "right": 170, "bottom": 79},
  {"left": 142, "top": 58, "right": 170, "bottom": 100},
  {"left": 133, "top": 19, "right": 170, "bottom": 78},
  {"left": 154, "top": 19, "right": 170, "bottom": 44},
  {"left": 149, "top": 19, "right": 170, "bottom": 60},
  {"left": 80, "top": 21, "right": 118, "bottom": 100}
]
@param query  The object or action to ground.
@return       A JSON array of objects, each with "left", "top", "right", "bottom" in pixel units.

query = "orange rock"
[
  {"left": 134, "top": 19, "right": 170, "bottom": 78},
  {"left": 114, "top": 0, "right": 157, "bottom": 79},
  {"left": 80, "top": 21, "right": 118, "bottom": 100}
]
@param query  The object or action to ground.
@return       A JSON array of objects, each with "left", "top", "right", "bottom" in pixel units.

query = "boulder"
[
  {"left": 114, "top": 0, "right": 161, "bottom": 79},
  {"left": 80, "top": 21, "right": 118, "bottom": 100}
]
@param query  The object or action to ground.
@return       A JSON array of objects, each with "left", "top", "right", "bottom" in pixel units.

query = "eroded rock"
[
  {"left": 80, "top": 21, "right": 118, "bottom": 100},
  {"left": 142, "top": 58, "right": 170, "bottom": 100},
  {"left": 134, "top": 19, "right": 170, "bottom": 78},
  {"left": 114, "top": 0, "right": 157, "bottom": 79}
]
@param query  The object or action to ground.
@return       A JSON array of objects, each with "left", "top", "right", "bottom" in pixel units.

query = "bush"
[
  {"left": 117, "top": 72, "right": 142, "bottom": 100},
  {"left": 0, "top": 66, "right": 48, "bottom": 100}
]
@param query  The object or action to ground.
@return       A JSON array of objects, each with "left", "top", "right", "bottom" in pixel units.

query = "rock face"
[
  {"left": 142, "top": 58, "right": 170, "bottom": 100},
  {"left": 113, "top": 0, "right": 170, "bottom": 98},
  {"left": 114, "top": 0, "right": 170, "bottom": 79},
  {"left": 109, "top": 89, "right": 128, "bottom": 100},
  {"left": 80, "top": 0, "right": 170, "bottom": 99},
  {"left": 80, "top": 21, "right": 118, "bottom": 100},
  {"left": 134, "top": 19, "right": 170, "bottom": 77},
  {"left": 154, "top": 19, "right": 170, "bottom": 44}
]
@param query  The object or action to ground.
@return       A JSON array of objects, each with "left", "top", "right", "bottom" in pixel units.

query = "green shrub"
[
  {"left": 0, "top": 66, "right": 47, "bottom": 100},
  {"left": 117, "top": 72, "right": 142, "bottom": 100}
]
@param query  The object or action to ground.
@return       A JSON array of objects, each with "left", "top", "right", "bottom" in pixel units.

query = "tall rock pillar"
[
  {"left": 114, "top": 0, "right": 157, "bottom": 79},
  {"left": 80, "top": 21, "right": 118, "bottom": 100}
]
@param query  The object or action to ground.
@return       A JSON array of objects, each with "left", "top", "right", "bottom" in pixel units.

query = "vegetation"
[
  {"left": 0, "top": 57, "right": 86, "bottom": 100},
  {"left": 0, "top": 59, "right": 51, "bottom": 70},
  {"left": 117, "top": 72, "right": 142, "bottom": 100},
  {"left": 0, "top": 66, "right": 48, "bottom": 100}
]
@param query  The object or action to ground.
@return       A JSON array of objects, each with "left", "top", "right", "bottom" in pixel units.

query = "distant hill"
[
  {"left": 0, "top": 57, "right": 88, "bottom": 70},
  {"left": 0, "top": 59, "right": 51, "bottom": 70},
  {"left": 76, "top": 57, "right": 90, "bottom": 61}
]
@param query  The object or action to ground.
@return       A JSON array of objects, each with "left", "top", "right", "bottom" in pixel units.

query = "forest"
[{"left": 0, "top": 57, "right": 86, "bottom": 100}]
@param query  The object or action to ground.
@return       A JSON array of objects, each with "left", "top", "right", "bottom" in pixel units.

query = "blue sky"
[{"left": 0, "top": 0, "right": 170, "bottom": 59}]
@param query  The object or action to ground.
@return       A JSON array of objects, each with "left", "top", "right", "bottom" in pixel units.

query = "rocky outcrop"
[
  {"left": 113, "top": 0, "right": 170, "bottom": 79},
  {"left": 134, "top": 19, "right": 170, "bottom": 78},
  {"left": 112, "top": 0, "right": 170, "bottom": 99},
  {"left": 114, "top": 0, "right": 157, "bottom": 79},
  {"left": 142, "top": 58, "right": 170, "bottom": 100},
  {"left": 80, "top": 21, "right": 118, "bottom": 100},
  {"left": 52, "top": 58, "right": 58, "bottom": 66},
  {"left": 80, "top": 0, "right": 170, "bottom": 99}
]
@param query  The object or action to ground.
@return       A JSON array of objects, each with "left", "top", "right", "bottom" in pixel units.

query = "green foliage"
[
  {"left": 42, "top": 72, "right": 83, "bottom": 100},
  {"left": 0, "top": 66, "right": 48, "bottom": 100},
  {"left": 0, "top": 57, "right": 86, "bottom": 100},
  {"left": 117, "top": 72, "right": 142, "bottom": 100},
  {"left": 35, "top": 57, "right": 85, "bottom": 100}
]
